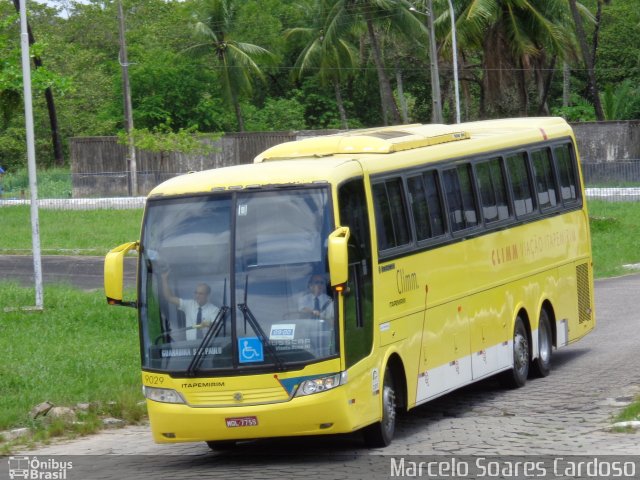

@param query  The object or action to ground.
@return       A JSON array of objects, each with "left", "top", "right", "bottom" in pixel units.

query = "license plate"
[{"left": 225, "top": 416, "right": 258, "bottom": 428}]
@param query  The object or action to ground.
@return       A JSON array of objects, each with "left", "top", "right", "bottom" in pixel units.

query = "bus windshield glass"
[{"left": 139, "top": 187, "right": 337, "bottom": 374}]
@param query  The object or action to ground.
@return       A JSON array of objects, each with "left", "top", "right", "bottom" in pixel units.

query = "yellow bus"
[{"left": 105, "top": 117, "right": 594, "bottom": 448}]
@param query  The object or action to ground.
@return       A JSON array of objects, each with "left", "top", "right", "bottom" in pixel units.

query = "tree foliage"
[
  {"left": 0, "top": 4, "right": 70, "bottom": 169},
  {"left": 0, "top": 0, "right": 637, "bottom": 170},
  {"left": 117, "top": 125, "right": 220, "bottom": 155},
  {"left": 188, "top": 0, "right": 275, "bottom": 131}
]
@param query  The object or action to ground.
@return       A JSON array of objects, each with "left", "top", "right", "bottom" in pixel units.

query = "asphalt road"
[
  {"left": 2, "top": 259, "right": 639, "bottom": 479},
  {"left": 0, "top": 255, "right": 136, "bottom": 291}
]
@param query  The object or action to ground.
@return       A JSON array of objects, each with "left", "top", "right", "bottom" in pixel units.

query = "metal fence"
[
  {"left": 581, "top": 160, "right": 640, "bottom": 202},
  {"left": 1, "top": 160, "right": 639, "bottom": 210},
  {"left": 582, "top": 161, "right": 640, "bottom": 185}
]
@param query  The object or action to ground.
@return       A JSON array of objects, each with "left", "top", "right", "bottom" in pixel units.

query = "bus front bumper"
[{"left": 147, "top": 386, "right": 358, "bottom": 443}]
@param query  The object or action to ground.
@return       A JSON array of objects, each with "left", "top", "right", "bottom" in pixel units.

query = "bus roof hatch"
[{"left": 254, "top": 125, "right": 470, "bottom": 162}]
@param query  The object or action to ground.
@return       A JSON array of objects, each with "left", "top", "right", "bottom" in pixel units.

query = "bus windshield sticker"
[
  {"left": 269, "top": 324, "right": 296, "bottom": 340},
  {"left": 160, "top": 347, "right": 222, "bottom": 358},
  {"left": 238, "top": 337, "right": 264, "bottom": 363}
]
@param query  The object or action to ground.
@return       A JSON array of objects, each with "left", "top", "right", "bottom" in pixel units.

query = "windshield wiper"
[
  {"left": 237, "top": 275, "right": 285, "bottom": 371},
  {"left": 186, "top": 279, "right": 230, "bottom": 376}
]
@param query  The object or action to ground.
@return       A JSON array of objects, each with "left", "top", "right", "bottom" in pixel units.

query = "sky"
[{"left": 29, "top": 0, "right": 89, "bottom": 18}]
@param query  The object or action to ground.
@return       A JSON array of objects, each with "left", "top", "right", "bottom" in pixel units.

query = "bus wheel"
[
  {"left": 502, "top": 316, "right": 529, "bottom": 388},
  {"left": 206, "top": 440, "right": 236, "bottom": 450},
  {"left": 362, "top": 366, "right": 396, "bottom": 448},
  {"left": 532, "top": 309, "right": 552, "bottom": 377}
]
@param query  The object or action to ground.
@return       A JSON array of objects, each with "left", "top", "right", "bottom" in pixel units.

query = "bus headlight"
[
  {"left": 143, "top": 386, "right": 186, "bottom": 404},
  {"left": 295, "top": 372, "right": 346, "bottom": 397}
]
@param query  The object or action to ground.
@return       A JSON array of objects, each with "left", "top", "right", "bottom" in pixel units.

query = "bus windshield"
[{"left": 139, "top": 187, "right": 338, "bottom": 375}]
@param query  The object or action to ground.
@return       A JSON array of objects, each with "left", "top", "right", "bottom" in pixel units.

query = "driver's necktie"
[{"left": 196, "top": 307, "right": 203, "bottom": 338}]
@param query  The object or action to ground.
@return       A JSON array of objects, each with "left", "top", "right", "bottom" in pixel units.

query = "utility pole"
[
  {"left": 410, "top": 4, "right": 442, "bottom": 123},
  {"left": 117, "top": 0, "right": 137, "bottom": 196},
  {"left": 447, "top": 0, "right": 461, "bottom": 124},
  {"left": 426, "top": 0, "right": 442, "bottom": 123},
  {"left": 19, "top": 0, "right": 43, "bottom": 310}
]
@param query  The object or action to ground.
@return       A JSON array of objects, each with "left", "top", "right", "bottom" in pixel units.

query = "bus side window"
[
  {"left": 424, "top": 171, "right": 445, "bottom": 236},
  {"left": 476, "top": 157, "right": 511, "bottom": 224},
  {"left": 443, "top": 164, "right": 478, "bottom": 232},
  {"left": 554, "top": 143, "right": 579, "bottom": 203},
  {"left": 531, "top": 148, "right": 558, "bottom": 210},
  {"left": 407, "top": 175, "right": 431, "bottom": 240},
  {"left": 506, "top": 152, "right": 535, "bottom": 217},
  {"left": 407, "top": 171, "right": 446, "bottom": 241},
  {"left": 372, "top": 178, "right": 411, "bottom": 250}
]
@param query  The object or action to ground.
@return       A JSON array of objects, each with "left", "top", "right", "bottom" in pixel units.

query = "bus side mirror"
[
  {"left": 328, "top": 227, "right": 350, "bottom": 287},
  {"left": 104, "top": 241, "right": 139, "bottom": 307}
]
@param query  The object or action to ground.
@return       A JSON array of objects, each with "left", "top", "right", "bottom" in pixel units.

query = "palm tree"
[
  {"left": 568, "top": 0, "right": 605, "bottom": 120},
  {"left": 189, "top": 0, "right": 273, "bottom": 131},
  {"left": 525, "top": 0, "right": 576, "bottom": 114},
  {"left": 324, "top": 0, "right": 428, "bottom": 125},
  {"left": 451, "top": 0, "right": 576, "bottom": 117},
  {"left": 286, "top": 0, "right": 359, "bottom": 129}
]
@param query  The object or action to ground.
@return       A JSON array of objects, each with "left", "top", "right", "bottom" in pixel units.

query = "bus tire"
[
  {"left": 532, "top": 309, "right": 552, "bottom": 378},
  {"left": 501, "top": 316, "right": 529, "bottom": 388},
  {"left": 206, "top": 440, "right": 236, "bottom": 450},
  {"left": 362, "top": 366, "right": 396, "bottom": 448}
]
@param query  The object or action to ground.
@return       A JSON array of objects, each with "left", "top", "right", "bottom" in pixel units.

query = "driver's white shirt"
[
  {"left": 178, "top": 299, "right": 219, "bottom": 340},
  {"left": 298, "top": 293, "right": 334, "bottom": 321}
]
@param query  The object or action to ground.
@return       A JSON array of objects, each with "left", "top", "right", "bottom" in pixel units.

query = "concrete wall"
[{"left": 571, "top": 121, "right": 640, "bottom": 163}]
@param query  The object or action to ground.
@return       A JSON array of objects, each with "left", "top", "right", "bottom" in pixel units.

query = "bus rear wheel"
[
  {"left": 501, "top": 316, "right": 529, "bottom": 388},
  {"left": 532, "top": 309, "right": 552, "bottom": 377},
  {"left": 362, "top": 366, "right": 396, "bottom": 448}
]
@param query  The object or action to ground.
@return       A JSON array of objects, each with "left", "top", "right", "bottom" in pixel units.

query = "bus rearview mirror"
[
  {"left": 328, "top": 227, "right": 350, "bottom": 287},
  {"left": 104, "top": 241, "right": 139, "bottom": 307}
]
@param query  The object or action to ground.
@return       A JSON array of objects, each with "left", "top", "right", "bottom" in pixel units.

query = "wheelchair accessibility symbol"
[{"left": 238, "top": 337, "right": 264, "bottom": 363}]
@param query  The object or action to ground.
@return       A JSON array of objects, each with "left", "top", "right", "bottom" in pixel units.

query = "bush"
[
  {"left": 1, "top": 167, "right": 72, "bottom": 199},
  {"left": 551, "top": 95, "right": 596, "bottom": 122},
  {"left": 244, "top": 97, "right": 308, "bottom": 131},
  {"left": 0, "top": 127, "right": 27, "bottom": 172}
]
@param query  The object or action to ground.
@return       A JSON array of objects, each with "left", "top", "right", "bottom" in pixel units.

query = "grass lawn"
[
  {"left": 0, "top": 207, "right": 143, "bottom": 255},
  {"left": 0, "top": 283, "right": 142, "bottom": 451},
  {"left": 615, "top": 398, "right": 640, "bottom": 425},
  {"left": 587, "top": 200, "right": 640, "bottom": 278}
]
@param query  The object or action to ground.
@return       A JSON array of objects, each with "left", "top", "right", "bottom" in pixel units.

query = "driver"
[
  {"left": 298, "top": 274, "right": 334, "bottom": 321},
  {"left": 161, "top": 271, "right": 219, "bottom": 340}
]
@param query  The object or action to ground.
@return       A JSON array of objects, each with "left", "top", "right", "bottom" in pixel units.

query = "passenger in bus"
[
  {"left": 161, "top": 271, "right": 220, "bottom": 340},
  {"left": 298, "top": 274, "right": 334, "bottom": 321}
]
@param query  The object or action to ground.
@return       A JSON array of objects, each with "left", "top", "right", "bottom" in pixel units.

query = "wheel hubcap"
[
  {"left": 514, "top": 332, "right": 528, "bottom": 373},
  {"left": 539, "top": 323, "right": 550, "bottom": 363}
]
